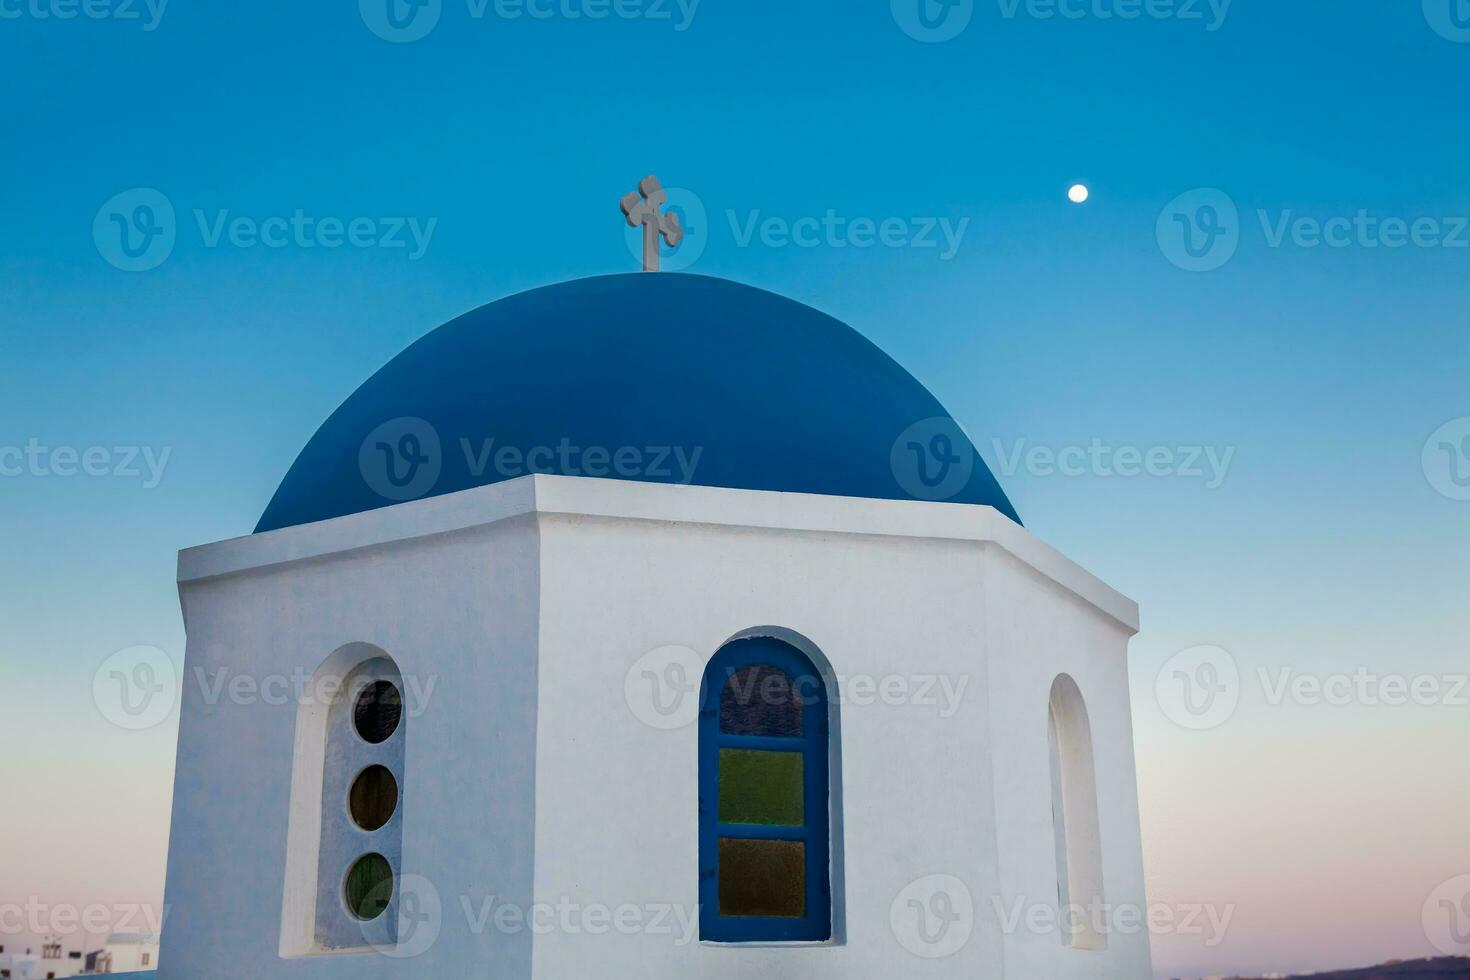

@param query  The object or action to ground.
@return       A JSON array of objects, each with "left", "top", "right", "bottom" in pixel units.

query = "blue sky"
[{"left": 3, "top": 1, "right": 1470, "bottom": 975}]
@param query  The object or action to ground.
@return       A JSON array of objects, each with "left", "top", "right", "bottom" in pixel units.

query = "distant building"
[
  {"left": 0, "top": 934, "right": 157, "bottom": 978},
  {"left": 0, "top": 939, "right": 86, "bottom": 979},
  {"left": 82, "top": 935, "right": 158, "bottom": 974}
]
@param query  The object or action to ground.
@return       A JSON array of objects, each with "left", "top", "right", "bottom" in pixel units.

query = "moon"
[{"left": 1068, "top": 183, "right": 1090, "bottom": 204}]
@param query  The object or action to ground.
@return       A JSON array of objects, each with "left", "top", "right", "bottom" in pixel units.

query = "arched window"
[
  {"left": 281, "top": 646, "right": 408, "bottom": 956},
  {"left": 1047, "top": 674, "right": 1106, "bottom": 950},
  {"left": 314, "top": 655, "right": 406, "bottom": 950},
  {"left": 699, "top": 636, "right": 831, "bottom": 943}
]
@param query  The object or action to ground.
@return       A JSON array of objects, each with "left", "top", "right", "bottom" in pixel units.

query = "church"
[{"left": 158, "top": 193, "right": 1152, "bottom": 978}]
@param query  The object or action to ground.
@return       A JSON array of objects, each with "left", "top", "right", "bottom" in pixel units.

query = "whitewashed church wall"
[
  {"left": 162, "top": 517, "right": 541, "bottom": 980},
  {"left": 531, "top": 509, "right": 1008, "bottom": 980},
  {"left": 983, "top": 544, "right": 1152, "bottom": 980}
]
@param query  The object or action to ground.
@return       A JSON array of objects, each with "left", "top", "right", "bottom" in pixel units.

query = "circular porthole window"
[
  {"left": 349, "top": 765, "right": 399, "bottom": 832},
  {"left": 344, "top": 853, "right": 394, "bottom": 921},
  {"left": 354, "top": 680, "right": 403, "bottom": 744}
]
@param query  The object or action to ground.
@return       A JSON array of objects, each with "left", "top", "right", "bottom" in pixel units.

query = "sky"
[{"left": 3, "top": 1, "right": 1470, "bottom": 976}]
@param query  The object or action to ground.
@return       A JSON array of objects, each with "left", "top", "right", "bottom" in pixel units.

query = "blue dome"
[{"left": 256, "top": 274, "right": 1020, "bottom": 533}]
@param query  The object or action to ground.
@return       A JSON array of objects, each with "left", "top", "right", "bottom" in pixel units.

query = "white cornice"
[{"left": 178, "top": 475, "right": 1138, "bottom": 632}]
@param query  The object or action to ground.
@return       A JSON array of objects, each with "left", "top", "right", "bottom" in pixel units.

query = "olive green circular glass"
[{"left": 344, "top": 853, "right": 394, "bottom": 921}]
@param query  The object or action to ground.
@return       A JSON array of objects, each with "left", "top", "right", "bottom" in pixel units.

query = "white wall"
[
  {"left": 986, "top": 548, "right": 1152, "bottom": 978},
  {"left": 161, "top": 475, "right": 1147, "bottom": 980},
  {"left": 163, "top": 512, "right": 541, "bottom": 979}
]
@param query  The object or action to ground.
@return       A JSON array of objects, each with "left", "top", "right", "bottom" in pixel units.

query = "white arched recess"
[
  {"left": 1047, "top": 673, "right": 1106, "bottom": 951},
  {"left": 280, "top": 643, "right": 407, "bottom": 957}
]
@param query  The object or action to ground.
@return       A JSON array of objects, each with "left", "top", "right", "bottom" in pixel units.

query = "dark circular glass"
[
  {"left": 344, "top": 853, "right": 393, "bottom": 921},
  {"left": 349, "top": 765, "right": 399, "bottom": 832},
  {"left": 353, "top": 680, "right": 402, "bottom": 744}
]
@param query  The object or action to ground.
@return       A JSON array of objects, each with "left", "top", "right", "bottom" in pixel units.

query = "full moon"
[{"left": 1068, "top": 183, "right": 1090, "bottom": 204}]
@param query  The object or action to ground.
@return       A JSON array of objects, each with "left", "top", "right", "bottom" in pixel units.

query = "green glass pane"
[
  {"left": 719, "top": 748, "right": 803, "bottom": 826},
  {"left": 718, "top": 838, "right": 805, "bottom": 918},
  {"left": 344, "top": 853, "right": 394, "bottom": 921}
]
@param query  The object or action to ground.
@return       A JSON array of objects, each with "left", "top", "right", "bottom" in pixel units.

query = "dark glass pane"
[
  {"left": 344, "top": 853, "right": 394, "bottom": 921},
  {"left": 349, "top": 765, "right": 399, "bottom": 832},
  {"left": 718, "top": 838, "right": 805, "bottom": 918},
  {"left": 720, "top": 664, "right": 804, "bottom": 736},
  {"left": 354, "top": 680, "right": 402, "bottom": 744},
  {"left": 718, "top": 749, "right": 804, "bottom": 826}
]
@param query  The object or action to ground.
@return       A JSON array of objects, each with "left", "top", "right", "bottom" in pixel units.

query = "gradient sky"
[{"left": 3, "top": 2, "right": 1469, "bottom": 976}]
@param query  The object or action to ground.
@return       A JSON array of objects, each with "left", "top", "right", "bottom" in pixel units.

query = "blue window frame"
[{"left": 699, "top": 636, "right": 831, "bottom": 943}]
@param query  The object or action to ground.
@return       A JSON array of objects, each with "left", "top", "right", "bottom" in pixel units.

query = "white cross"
[{"left": 620, "top": 174, "right": 684, "bottom": 272}]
